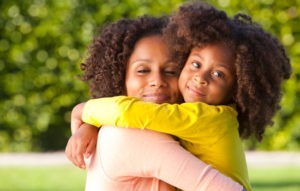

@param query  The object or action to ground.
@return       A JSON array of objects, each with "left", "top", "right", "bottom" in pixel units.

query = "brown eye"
[
  {"left": 192, "top": 62, "right": 200, "bottom": 68},
  {"left": 212, "top": 71, "right": 224, "bottom": 78}
]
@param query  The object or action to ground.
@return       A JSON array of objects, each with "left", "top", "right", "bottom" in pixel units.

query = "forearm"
[
  {"left": 71, "top": 103, "right": 86, "bottom": 134},
  {"left": 148, "top": 137, "right": 244, "bottom": 191},
  {"left": 93, "top": 126, "right": 244, "bottom": 191},
  {"left": 82, "top": 96, "right": 189, "bottom": 131},
  {"left": 82, "top": 96, "right": 237, "bottom": 139}
]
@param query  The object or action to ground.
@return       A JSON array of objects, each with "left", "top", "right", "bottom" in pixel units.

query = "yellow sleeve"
[{"left": 82, "top": 96, "right": 237, "bottom": 141}]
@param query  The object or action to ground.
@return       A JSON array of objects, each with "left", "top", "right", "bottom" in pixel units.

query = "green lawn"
[
  {"left": 249, "top": 166, "right": 300, "bottom": 191},
  {"left": 0, "top": 165, "right": 86, "bottom": 191},
  {"left": 0, "top": 165, "right": 299, "bottom": 191}
]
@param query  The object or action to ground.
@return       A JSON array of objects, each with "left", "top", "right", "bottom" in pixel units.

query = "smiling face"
[
  {"left": 125, "top": 35, "right": 180, "bottom": 104},
  {"left": 178, "top": 42, "right": 236, "bottom": 105}
]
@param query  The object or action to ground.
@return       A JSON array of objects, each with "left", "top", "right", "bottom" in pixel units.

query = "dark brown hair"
[
  {"left": 81, "top": 15, "right": 168, "bottom": 98},
  {"left": 164, "top": 2, "right": 292, "bottom": 140}
]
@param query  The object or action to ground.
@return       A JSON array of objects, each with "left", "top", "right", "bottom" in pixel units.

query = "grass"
[
  {"left": 0, "top": 165, "right": 86, "bottom": 191},
  {"left": 0, "top": 165, "right": 299, "bottom": 191},
  {"left": 249, "top": 166, "right": 300, "bottom": 191}
]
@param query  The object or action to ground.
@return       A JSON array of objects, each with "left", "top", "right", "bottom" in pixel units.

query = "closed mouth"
[
  {"left": 187, "top": 85, "right": 206, "bottom": 97},
  {"left": 143, "top": 93, "right": 170, "bottom": 103}
]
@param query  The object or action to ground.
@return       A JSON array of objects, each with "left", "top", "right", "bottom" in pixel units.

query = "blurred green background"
[{"left": 0, "top": 0, "right": 299, "bottom": 152}]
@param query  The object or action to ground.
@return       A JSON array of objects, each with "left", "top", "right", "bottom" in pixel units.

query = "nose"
[
  {"left": 193, "top": 73, "right": 208, "bottom": 86},
  {"left": 149, "top": 72, "right": 167, "bottom": 88}
]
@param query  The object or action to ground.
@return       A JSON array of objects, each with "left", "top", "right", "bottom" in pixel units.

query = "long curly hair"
[
  {"left": 164, "top": 2, "right": 292, "bottom": 140},
  {"left": 81, "top": 15, "right": 168, "bottom": 98},
  {"left": 233, "top": 14, "right": 291, "bottom": 140}
]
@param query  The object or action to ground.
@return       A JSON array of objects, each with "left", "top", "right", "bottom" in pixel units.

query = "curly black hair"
[
  {"left": 81, "top": 15, "right": 169, "bottom": 98},
  {"left": 163, "top": 2, "right": 292, "bottom": 140}
]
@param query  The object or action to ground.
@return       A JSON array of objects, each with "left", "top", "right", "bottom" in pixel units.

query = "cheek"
[
  {"left": 125, "top": 79, "right": 142, "bottom": 97},
  {"left": 215, "top": 85, "right": 233, "bottom": 103},
  {"left": 170, "top": 79, "right": 180, "bottom": 98},
  {"left": 178, "top": 71, "right": 188, "bottom": 92},
  {"left": 178, "top": 79, "right": 184, "bottom": 94},
  {"left": 170, "top": 78, "right": 179, "bottom": 89},
  {"left": 222, "top": 80, "right": 235, "bottom": 99}
]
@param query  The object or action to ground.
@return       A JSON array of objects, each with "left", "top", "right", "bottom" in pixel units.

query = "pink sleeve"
[{"left": 86, "top": 126, "right": 244, "bottom": 191}]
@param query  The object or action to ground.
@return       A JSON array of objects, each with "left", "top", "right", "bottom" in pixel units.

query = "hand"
[{"left": 65, "top": 123, "right": 99, "bottom": 169}]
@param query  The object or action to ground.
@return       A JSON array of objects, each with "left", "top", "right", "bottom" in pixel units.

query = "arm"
[
  {"left": 82, "top": 96, "right": 237, "bottom": 141},
  {"left": 70, "top": 102, "right": 86, "bottom": 134},
  {"left": 86, "top": 126, "right": 244, "bottom": 191},
  {"left": 65, "top": 123, "right": 98, "bottom": 169},
  {"left": 67, "top": 103, "right": 101, "bottom": 169}
]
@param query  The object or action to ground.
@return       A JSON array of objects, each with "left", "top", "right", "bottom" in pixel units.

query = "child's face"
[
  {"left": 179, "top": 43, "right": 236, "bottom": 105},
  {"left": 125, "top": 35, "right": 180, "bottom": 104}
]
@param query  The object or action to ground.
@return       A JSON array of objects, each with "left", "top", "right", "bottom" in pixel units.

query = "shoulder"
[{"left": 180, "top": 102, "right": 237, "bottom": 116}]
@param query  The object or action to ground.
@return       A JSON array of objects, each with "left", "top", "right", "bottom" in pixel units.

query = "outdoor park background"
[{"left": 0, "top": 0, "right": 300, "bottom": 190}]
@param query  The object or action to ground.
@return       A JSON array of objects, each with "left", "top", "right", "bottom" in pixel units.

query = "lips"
[
  {"left": 143, "top": 93, "right": 170, "bottom": 103},
  {"left": 186, "top": 85, "right": 206, "bottom": 98}
]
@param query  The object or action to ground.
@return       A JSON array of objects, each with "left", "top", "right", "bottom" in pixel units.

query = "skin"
[
  {"left": 66, "top": 41, "right": 237, "bottom": 170},
  {"left": 179, "top": 42, "right": 236, "bottom": 105},
  {"left": 125, "top": 35, "right": 179, "bottom": 104},
  {"left": 66, "top": 35, "right": 180, "bottom": 169}
]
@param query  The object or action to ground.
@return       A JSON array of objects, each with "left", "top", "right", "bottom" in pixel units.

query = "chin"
[
  {"left": 183, "top": 96, "right": 201, "bottom": 103},
  {"left": 155, "top": 100, "right": 170, "bottom": 104}
]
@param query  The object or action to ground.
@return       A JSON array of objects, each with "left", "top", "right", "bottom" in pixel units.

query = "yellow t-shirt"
[{"left": 82, "top": 96, "right": 252, "bottom": 191}]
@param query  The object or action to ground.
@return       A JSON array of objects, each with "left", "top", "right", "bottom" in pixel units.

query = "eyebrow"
[
  {"left": 216, "top": 63, "right": 233, "bottom": 71},
  {"left": 129, "top": 59, "right": 152, "bottom": 66},
  {"left": 131, "top": 58, "right": 174, "bottom": 66},
  {"left": 131, "top": 59, "right": 151, "bottom": 64},
  {"left": 190, "top": 53, "right": 233, "bottom": 70}
]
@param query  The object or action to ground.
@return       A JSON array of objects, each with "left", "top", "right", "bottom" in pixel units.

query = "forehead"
[
  {"left": 128, "top": 35, "right": 172, "bottom": 66},
  {"left": 132, "top": 35, "right": 167, "bottom": 53},
  {"left": 190, "top": 43, "right": 235, "bottom": 68}
]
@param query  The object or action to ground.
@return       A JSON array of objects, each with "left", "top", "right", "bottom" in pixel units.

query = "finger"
[
  {"left": 66, "top": 138, "right": 82, "bottom": 169},
  {"left": 69, "top": 137, "right": 84, "bottom": 169},
  {"left": 65, "top": 139, "right": 72, "bottom": 161},
  {"left": 85, "top": 138, "right": 96, "bottom": 158},
  {"left": 74, "top": 139, "right": 87, "bottom": 169}
]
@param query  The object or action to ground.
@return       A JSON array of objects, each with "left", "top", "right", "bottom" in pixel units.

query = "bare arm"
[{"left": 70, "top": 102, "right": 86, "bottom": 134}]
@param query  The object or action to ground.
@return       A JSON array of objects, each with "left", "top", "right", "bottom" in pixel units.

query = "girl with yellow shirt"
[{"left": 67, "top": 2, "right": 291, "bottom": 191}]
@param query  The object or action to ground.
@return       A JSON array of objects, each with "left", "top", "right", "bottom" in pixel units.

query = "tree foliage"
[{"left": 0, "top": 0, "right": 299, "bottom": 151}]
